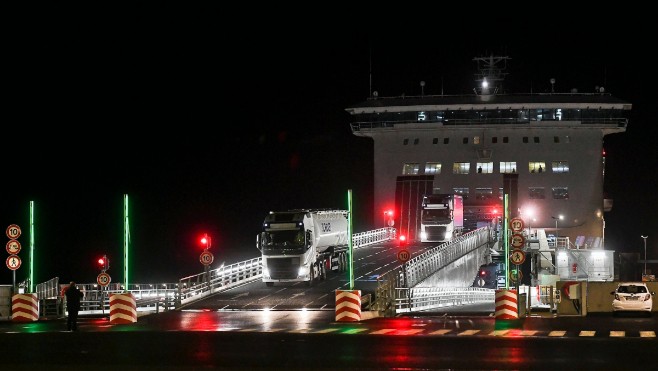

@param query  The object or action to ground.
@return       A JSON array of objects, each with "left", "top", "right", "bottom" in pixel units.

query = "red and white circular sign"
[
  {"left": 200, "top": 251, "right": 214, "bottom": 266},
  {"left": 6, "top": 224, "right": 21, "bottom": 239},
  {"left": 6, "top": 240, "right": 21, "bottom": 255},
  {"left": 397, "top": 249, "right": 411, "bottom": 263},
  {"left": 97, "top": 272, "right": 111, "bottom": 287},
  {"left": 6, "top": 255, "right": 21, "bottom": 270}
]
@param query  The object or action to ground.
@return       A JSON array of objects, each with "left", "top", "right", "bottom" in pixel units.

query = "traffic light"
[
  {"left": 97, "top": 255, "right": 109, "bottom": 272},
  {"left": 200, "top": 233, "right": 211, "bottom": 250},
  {"left": 398, "top": 234, "right": 407, "bottom": 247}
]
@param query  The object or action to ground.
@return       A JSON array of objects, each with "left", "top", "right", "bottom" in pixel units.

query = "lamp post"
[
  {"left": 552, "top": 215, "right": 563, "bottom": 233},
  {"left": 641, "top": 235, "right": 648, "bottom": 276}
]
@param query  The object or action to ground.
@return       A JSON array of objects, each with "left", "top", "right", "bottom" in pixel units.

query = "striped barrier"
[
  {"left": 495, "top": 289, "right": 518, "bottom": 320},
  {"left": 109, "top": 293, "right": 137, "bottom": 324},
  {"left": 335, "top": 290, "right": 361, "bottom": 322},
  {"left": 12, "top": 293, "right": 39, "bottom": 322}
]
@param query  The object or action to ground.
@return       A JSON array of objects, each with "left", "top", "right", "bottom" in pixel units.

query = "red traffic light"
[
  {"left": 200, "top": 233, "right": 211, "bottom": 249},
  {"left": 97, "top": 258, "right": 105, "bottom": 266}
]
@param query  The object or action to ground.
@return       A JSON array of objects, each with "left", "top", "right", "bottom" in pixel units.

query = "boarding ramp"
[{"left": 371, "top": 226, "right": 495, "bottom": 316}]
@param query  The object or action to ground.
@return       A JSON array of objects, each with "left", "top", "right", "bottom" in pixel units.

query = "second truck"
[
  {"left": 256, "top": 209, "right": 349, "bottom": 286},
  {"left": 419, "top": 194, "right": 464, "bottom": 243}
]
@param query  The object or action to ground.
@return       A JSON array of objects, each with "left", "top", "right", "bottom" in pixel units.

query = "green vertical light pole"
[
  {"left": 504, "top": 194, "right": 510, "bottom": 290},
  {"left": 123, "top": 194, "right": 130, "bottom": 291},
  {"left": 347, "top": 189, "right": 354, "bottom": 290},
  {"left": 29, "top": 201, "right": 35, "bottom": 293}
]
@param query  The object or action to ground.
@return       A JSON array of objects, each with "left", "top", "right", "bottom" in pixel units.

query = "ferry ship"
[{"left": 346, "top": 55, "right": 631, "bottom": 249}]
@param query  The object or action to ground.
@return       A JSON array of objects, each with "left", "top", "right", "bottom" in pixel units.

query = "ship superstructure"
[{"left": 346, "top": 55, "right": 630, "bottom": 248}]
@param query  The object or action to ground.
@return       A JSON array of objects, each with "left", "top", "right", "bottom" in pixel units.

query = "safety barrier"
[
  {"left": 11, "top": 293, "right": 39, "bottom": 322},
  {"left": 335, "top": 290, "right": 362, "bottom": 321}
]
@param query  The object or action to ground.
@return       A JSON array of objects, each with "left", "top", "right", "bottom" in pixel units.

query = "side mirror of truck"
[{"left": 306, "top": 230, "right": 312, "bottom": 249}]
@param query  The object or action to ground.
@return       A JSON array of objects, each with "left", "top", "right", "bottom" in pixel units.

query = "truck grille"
[
  {"left": 266, "top": 257, "right": 301, "bottom": 279},
  {"left": 425, "top": 226, "right": 447, "bottom": 241}
]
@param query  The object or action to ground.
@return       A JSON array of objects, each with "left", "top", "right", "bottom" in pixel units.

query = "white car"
[{"left": 611, "top": 282, "right": 655, "bottom": 316}]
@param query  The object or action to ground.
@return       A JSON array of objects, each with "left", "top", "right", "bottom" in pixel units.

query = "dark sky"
[{"left": 3, "top": 7, "right": 656, "bottom": 285}]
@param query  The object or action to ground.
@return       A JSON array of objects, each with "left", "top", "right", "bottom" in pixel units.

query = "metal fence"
[{"left": 26, "top": 227, "right": 397, "bottom": 317}]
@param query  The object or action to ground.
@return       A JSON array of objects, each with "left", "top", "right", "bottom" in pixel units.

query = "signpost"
[
  {"left": 397, "top": 249, "right": 411, "bottom": 263},
  {"left": 200, "top": 251, "right": 214, "bottom": 266},
  {"left": 6, "top": 224, "right": 22, "bottom": 289}
]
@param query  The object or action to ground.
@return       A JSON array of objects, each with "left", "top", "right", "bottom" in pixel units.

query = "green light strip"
[
  {"left": 29, "top": 201, "right": 35, "bottom": 293},
  {"left": 124, "top": 194, "right": 130, "bottom": 290},
  {"left": 348, "top": 189, "right": 354, "bottom": 290}
]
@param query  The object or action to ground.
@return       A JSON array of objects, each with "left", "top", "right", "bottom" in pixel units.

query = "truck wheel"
[
  {"left": 320, "top": 261, "right": 327, "bottom": 280},
  {"left": 266, "top": 282, "right": 274, "bottom": 287}
]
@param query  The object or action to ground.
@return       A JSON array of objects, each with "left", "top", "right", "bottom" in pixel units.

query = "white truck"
[
  {"left": 256, "top": 209, "right": 349, "bottom": 287},
  {"left": 419, "top": 194, "right": 464, "bottom": 243}
]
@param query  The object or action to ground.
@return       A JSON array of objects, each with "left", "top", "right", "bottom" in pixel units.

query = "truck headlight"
[{"left": 298, "top": 265, "right": 309, "bottom": 277}]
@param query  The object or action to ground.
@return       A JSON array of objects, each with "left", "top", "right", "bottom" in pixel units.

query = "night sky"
[{"left": 3, "top": 7, "right": 656, "bottom": 285}]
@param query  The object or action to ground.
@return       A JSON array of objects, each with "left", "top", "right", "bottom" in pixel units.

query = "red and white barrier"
[
  {"left": 12, "top": 293, "right": 39, "bottom": 322},
  {"left": 495, "top": 289, "right": 518, "bottom": 320},
  {"left": 335, "top": 290, "right": 361, "bottom": 322},
  {"left": 109, "top": 293, "right": 137, "bottom": 324}
]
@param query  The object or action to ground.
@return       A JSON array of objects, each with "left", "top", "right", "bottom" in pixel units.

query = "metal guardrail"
[
  {"left": 395, "top": 287, "right": 495, "bottom": 313},
  {"left": 372, "top": 227, "right": 493, "bottom": 316},
  {"left": 26, "top": 228, "right": 397, "bottom": 317}
]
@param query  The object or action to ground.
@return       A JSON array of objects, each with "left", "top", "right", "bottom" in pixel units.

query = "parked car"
[{"left": 610, "top": 282, "right": 655, "bottom": 316}]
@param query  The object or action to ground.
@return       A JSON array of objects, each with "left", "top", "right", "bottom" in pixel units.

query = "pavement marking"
[
  {"left": 639, "top": 331, "right": 656, "bottom": 338},
  {"left": 342, "top": 328, "right": 368, "bottom": 334},
  {"left": 370, "top": 329, "right": 396, "bottom": 335},
  {"left": 239, "top": 328, "right": 258, "bottom": 332},
  {"left": 548, "top": 331, "right": 566, "bottom": 337},
  {"left": 491, "top": 330, "right": 510, "bottom": 336},
  {"left": 395, "top": 329, "right": 424, "bottom": 335},
  {"left": 262, "top": 328, "right": 284, "bottom": 332},
  {"left": 609, "top": 331, "right": 625, "bottom": 337},
  {"left": 521, "top": 330, "right": 538, "bottom": 336},
  {"left": 314, "top": 328, "right": 340, "bottom": 334},
  {"left": 579, "top": 331, "right": 596, "bottom": 337},
  {"left": 428, "top": 329, "right": 452, "bottom": 335},
  {"left": 457, "top": 329, "right": 480, "bottom": 336}
]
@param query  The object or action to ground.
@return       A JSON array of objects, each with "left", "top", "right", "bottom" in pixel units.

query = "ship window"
[
  {"left": 402, "top": 163, "right": 420, "bottom": 175},
  {"left": 552, "top": 161, "right": 569, "bottom": 173},
  {"left": 463, "top": 137, "right": 468, "bottom": 144},
  {"left": 492, "top": 137, "right": 498, "bottom": 144},
  {"left": 500, "top": 162, "right": 517, "bottom": 174},
  {"left": 414, "top": 138, "right": 419, "bottom": 145},
  {"left": 529, "top": 162, "right": 546, "bottom": 173},
  {"left": 473, "top": 136, "right": 481, "bottom": 144},
  {"left": 452, "top": 162, "right": 470, "bottom": 174},
  {"left": 552, "top": 187, "right": 569, "bottom": 199},
  {"left": 476, "top": 162, "right": 493, "bottom": 174},
  {"left": 444, "top": 138, "right": 449, "bottom": 144},
  {"left": 403, "top": 139, "right": 409, "bottom": 145},
  {"left": 534, "top": 137, "right": 540, "bottom": 143},
  {"left": 433, "top": 138, "right": 439, "bottom": 144},
  {"left": 475, "top": 188, "right": 494, "bottom": 200},
  {"left": 529, "top": 187, "right": 546, "bottom": 199},
  {"left": 523, "top": 137, "right": 529, "bottom": 143},
  {"left": 503, "top": 137, "right": 509, "bottom": 143},
  {"left": 453, "top": 187, "right": 469, "bottom": 199},
  {"left": 554, "top": 136, "right": 560, "bottom": 143},
  {"left": 425, "top": 162, "right": 442, "bottom": 174}
]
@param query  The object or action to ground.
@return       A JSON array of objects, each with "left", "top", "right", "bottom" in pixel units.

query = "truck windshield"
[
  {"left": 422, "top": 209, "right": 450, "bottom": 222},
  {"left": 264, "top": 230, "right": 305, "bottom": 247}
]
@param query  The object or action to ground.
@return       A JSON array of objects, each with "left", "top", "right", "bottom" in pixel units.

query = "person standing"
[{"left": 64, "top": 281, "right": 83, "bottom": 331}]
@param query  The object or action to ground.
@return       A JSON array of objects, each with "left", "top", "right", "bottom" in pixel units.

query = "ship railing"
[
  {"left": 351, "top": 117, "right": 628, "bottom": 131},
  {"left": 395, "top": 287, "right": 494, "bottom": 313}
]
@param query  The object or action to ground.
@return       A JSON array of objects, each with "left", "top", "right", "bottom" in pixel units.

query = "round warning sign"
[
  {"left": 97, "top": 272, "right": 111, "bottom": 287},
  {"left": 510, "top": 248, "right": 526, "bottom": 265},
  {"left": 6, "top": 240, "right": 21, "bottom": 255},
  {"left": 200, "top": 251, "right": 214, "bottom": 266},
  {"left": 6, "top": 255, "right": 21, "bottom": 270}
]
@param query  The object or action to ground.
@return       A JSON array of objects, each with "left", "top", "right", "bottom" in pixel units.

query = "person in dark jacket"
[{"left": 64, "top": 281, "right": 83, "bottom": 331}]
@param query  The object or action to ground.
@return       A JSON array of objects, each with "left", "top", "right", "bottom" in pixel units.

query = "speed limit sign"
[
  {"left": 200, "top": 251, "right": 214, "bottom": 266},
  {"left": 97, "top": 272, "right": 111, "bottom": 287}
]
